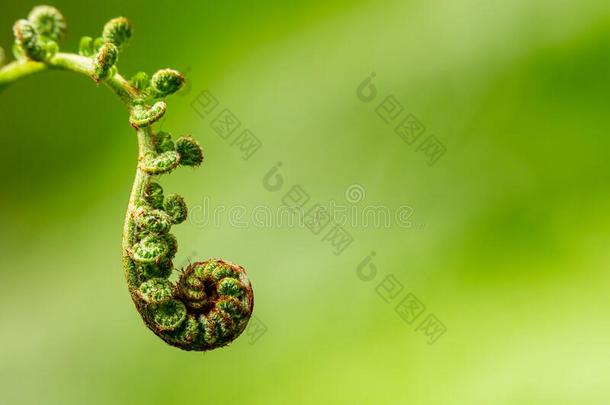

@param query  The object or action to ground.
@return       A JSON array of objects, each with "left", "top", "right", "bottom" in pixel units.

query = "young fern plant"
[{"left": 0, "top": 6, "right": 254, "bottom": 351}]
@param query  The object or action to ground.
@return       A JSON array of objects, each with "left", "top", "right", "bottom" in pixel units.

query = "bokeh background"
[{"left": 1, "top": 0, "right": 610, "bottom": 404}]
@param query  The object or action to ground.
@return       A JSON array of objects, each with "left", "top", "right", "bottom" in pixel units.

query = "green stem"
[
  {"left": 0, "top": 53, "right": 138, "bottom": 103},
  {"left": 0, "top": 60, "right": 46, "bottom": 89},
  {"left": 122, "top": 128, "right": 155, "bottom": 250}
]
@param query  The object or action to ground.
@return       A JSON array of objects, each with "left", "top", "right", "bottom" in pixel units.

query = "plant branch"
[
  {"left": 2, "top": 5, "right": 253, "bottom": 352},
  {"left": 0, "top": 53, "right": 138, "bottom": 103}
]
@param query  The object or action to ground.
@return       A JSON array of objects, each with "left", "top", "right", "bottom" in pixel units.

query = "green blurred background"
[{"left": 1, "top": 0, "right": 610, "bottom": 403}]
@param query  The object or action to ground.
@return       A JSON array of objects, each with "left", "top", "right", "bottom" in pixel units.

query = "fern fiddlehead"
[{"left": 0, "top": 5, "right": 254, "bottom": 351}]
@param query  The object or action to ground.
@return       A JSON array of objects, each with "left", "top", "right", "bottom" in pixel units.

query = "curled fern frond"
[
  {"left": 13, "top": 19, "right": 46, "bottom": 61},
  {"left": 130, "top": 234, "right": 171, "bottom": 264},
  {"left": 27, "top": 5, "right": 66, "bottom": 41},
  {"left": 0, "top": 5, "right": 254, "bottom": 352},
  {"left": 149, "top": 299, "right": 187, "bottom": 331},
  {"left": 164, "top": 194, "right": 188, "bottom": 224},
  {"left": 140, "top": 151, "right": 181, "bottom": 174},
  {"left": 102, "top": 17, "right": 133, "bottom": 48},
  {"left": 155, "top": 131, "right": 175, "bottom": 152},
  {"left": 144, "top": 182, "right": 165, "bottom": 209},
  {"left": 133, "top": 206, "right": 172, "bottom": 234},
  {"left": 138, "top": 278, "right": 174, "bottom": 304},
  {"left": 139, "top": 259, "right": 173, "bottom": 279},
  {"left": 130, "top": 101, "right": 167, "bottom": 128},
  {"left": 176, "top": 136, "right": 204, "bottom": 166},
  {"left": 151, "top": 68, "right": 185, "bottom": 97},
  {"left": 93, "top": 42, "right": 118, "bottom": 81},
  {"left": 172, "top": 260, "right": 254, "bottom": 349}
]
